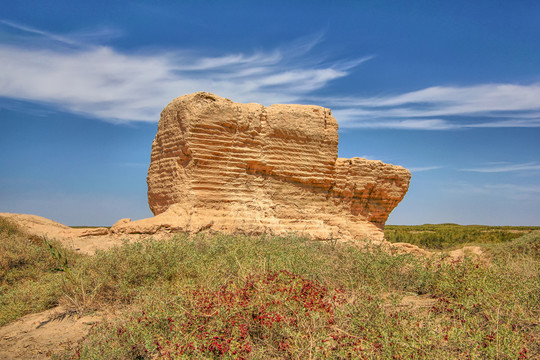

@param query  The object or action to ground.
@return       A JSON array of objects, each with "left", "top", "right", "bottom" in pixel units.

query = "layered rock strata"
[{"left": 119, "top": 92, "right": 410, "bottom": 241}]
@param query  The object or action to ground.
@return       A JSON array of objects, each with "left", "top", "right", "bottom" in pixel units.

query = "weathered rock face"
[{"left": 143, "top": 92, "right": 410, "bottom": 241}]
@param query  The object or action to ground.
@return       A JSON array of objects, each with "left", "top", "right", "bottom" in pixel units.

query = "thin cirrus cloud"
[
  {"left": 324, "top": 84, "right": 540, "bottom": 130},
  {"left": 0, "top": 20, "right": 369, "bottom": 123},
  {"left": 449, "top": 183, "right": 540, "bottom": 199},
  {"left": 460, "top": 162, "right": 540, "bottom": 173},
  {"left": 0, "top": 19, "right": 83, "bottom": 46},
  {"left": 1, "top": 20, "right": 540, "bottom": 130},
  {"left": 0, "top": 19, "right": 122, "bottom": 47},
  {"left": 408, "top": 166, "right": 444, "bottom": 173}
]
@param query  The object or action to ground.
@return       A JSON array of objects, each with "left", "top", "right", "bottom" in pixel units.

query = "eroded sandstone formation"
[{"left": 120, "top": 92, "right": 411, "bottom": 241}]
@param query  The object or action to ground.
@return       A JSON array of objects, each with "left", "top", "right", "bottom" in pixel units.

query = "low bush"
[
  {"left": 2, "top": 217, "right": 537, "bottom": 358},
  {"left": 0, "top": 218, "right": 72, "bottom": 325},
  {"left": 61, "top": 233, "right": 538, "bottom": 359}
]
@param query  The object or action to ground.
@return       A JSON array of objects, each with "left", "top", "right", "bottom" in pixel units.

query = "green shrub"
[
  {"left": 60, "top": 232, "right": 538, "bottom": 359},
  {"left": 2, "top": 218, "right": 537, "bottom": 359},
  {"left": 385, "top": 224, "right": 539, "bottom": 249},
  {"left": 0, "top": 217, "right": 69, "bottom": 325}
]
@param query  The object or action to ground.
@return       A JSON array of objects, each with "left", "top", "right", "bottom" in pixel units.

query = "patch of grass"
[
  {"left": 54, "top": 232, "right": 538, "bottom": 359},
  {"left": 484, "top": 230, "right": 540, "bottom": 259},
  {"left": 0, "top": 217, "right": 71, "bottom": 325},
  {"left": 385, "top": 224, "right": 540, "bottom": 249},
  {"left": 2, "top": 217, "right": 537, "bottom": 359},
  {"left": 76, "top": 234, "right": 433, "bottom": 306}
]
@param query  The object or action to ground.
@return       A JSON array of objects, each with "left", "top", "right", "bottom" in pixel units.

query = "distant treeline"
[{"left": 385, "top": 224, "right": 540, "bottom": 249}]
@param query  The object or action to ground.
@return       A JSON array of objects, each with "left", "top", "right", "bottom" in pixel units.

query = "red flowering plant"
[
  {"left": 134, "top": 270, "right": 357, "bottom": 359},
  {"left": 71, "top": 270, "right": 373, "bottom": 359}
]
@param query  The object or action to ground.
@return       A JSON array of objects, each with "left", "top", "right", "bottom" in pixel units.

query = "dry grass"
[{"left": 1, "top": 218, "right": 538, "bottom": 359}]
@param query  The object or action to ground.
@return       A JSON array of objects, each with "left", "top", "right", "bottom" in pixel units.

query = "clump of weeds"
[
  {"left": 2, "top": 217, "right": 537, "bottom": 359},
  {"left": 57, "top": 232, "right": 538, "bottom": 359},
  {"left": 0, "top": 218, "right": 67, "bottom": 325}
]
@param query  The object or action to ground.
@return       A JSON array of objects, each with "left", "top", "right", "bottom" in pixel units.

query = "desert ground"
[{"left": 1, "top": 213, "right": 538, "bottom": 359}]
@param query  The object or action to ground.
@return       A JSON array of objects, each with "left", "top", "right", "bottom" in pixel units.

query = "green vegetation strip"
[
  {"left": 386, "top": 224, "right": 540, "bottom": 250},
  {"left": 1, "top": 218, "right": 538, "bottom": 359}
]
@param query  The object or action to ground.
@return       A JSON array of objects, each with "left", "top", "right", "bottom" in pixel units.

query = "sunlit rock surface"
[{"left": 120, "top": 92, "right": 410, "bottom": 241}]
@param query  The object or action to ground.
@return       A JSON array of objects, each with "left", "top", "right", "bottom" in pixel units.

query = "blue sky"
[{"left": 1, "top": 0, "right": 539, "bottom": 226}]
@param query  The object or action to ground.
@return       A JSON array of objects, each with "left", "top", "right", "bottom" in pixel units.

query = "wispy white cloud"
[
  {"left": 0, "top": 21, "right": 367, "bottom": 123},
  {"left": 333, "top": 116, "right": 458, "bottom": 130},
  {"left": 321, "top": 84, "right": 540, "bottom": 130},
  {"left": 345, "top": 84, "right": 540, "bottom": 113},
  {"left": 0, "top": 19, "right": 82, "bottom": 46},
  {"left": 460, "top": 162, "right": 540, "bottom": 173},
  {"left": 449, "top": 182, "right": 540, "bottom": 200},
  {"left": 0, "top": 19, "right": 122, "bottom": 47},
  {"left": 465, "top": 119, "right": 540, "bottom": 128},
  {"left": 409, "top": 166, "right": 444, "bottom": 172},
  {"left": 2, "top": 20, "right": 540, "bottom": 131}
]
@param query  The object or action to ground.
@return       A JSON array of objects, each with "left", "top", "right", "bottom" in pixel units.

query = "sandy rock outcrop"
[
  {"left": 0, "top": 213, "right": 78, "bottom": 240},
  {"left": 0, "top": 213, "right": 146, "bottom": 255},
  {"left": 118, "top": 92, "right": 411, "bottom": 241}
]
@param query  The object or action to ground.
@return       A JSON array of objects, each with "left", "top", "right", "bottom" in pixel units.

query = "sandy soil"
[
  {"left": 0, "top": 307, "right": 103, "bottom": 359},
  {"left": 448, "top": 245, "right": 484, "bottom": 259},
  {"left": 0, "top": 213, "right": 167, "bottom": 255}
]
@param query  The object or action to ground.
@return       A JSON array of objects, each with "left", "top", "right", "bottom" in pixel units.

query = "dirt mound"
[
  {"left": 0, "top": 307, "right": 103, "bottom": 359},
  {"left": 0, "top": 213, "right": 164, "bottom": 255}
]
